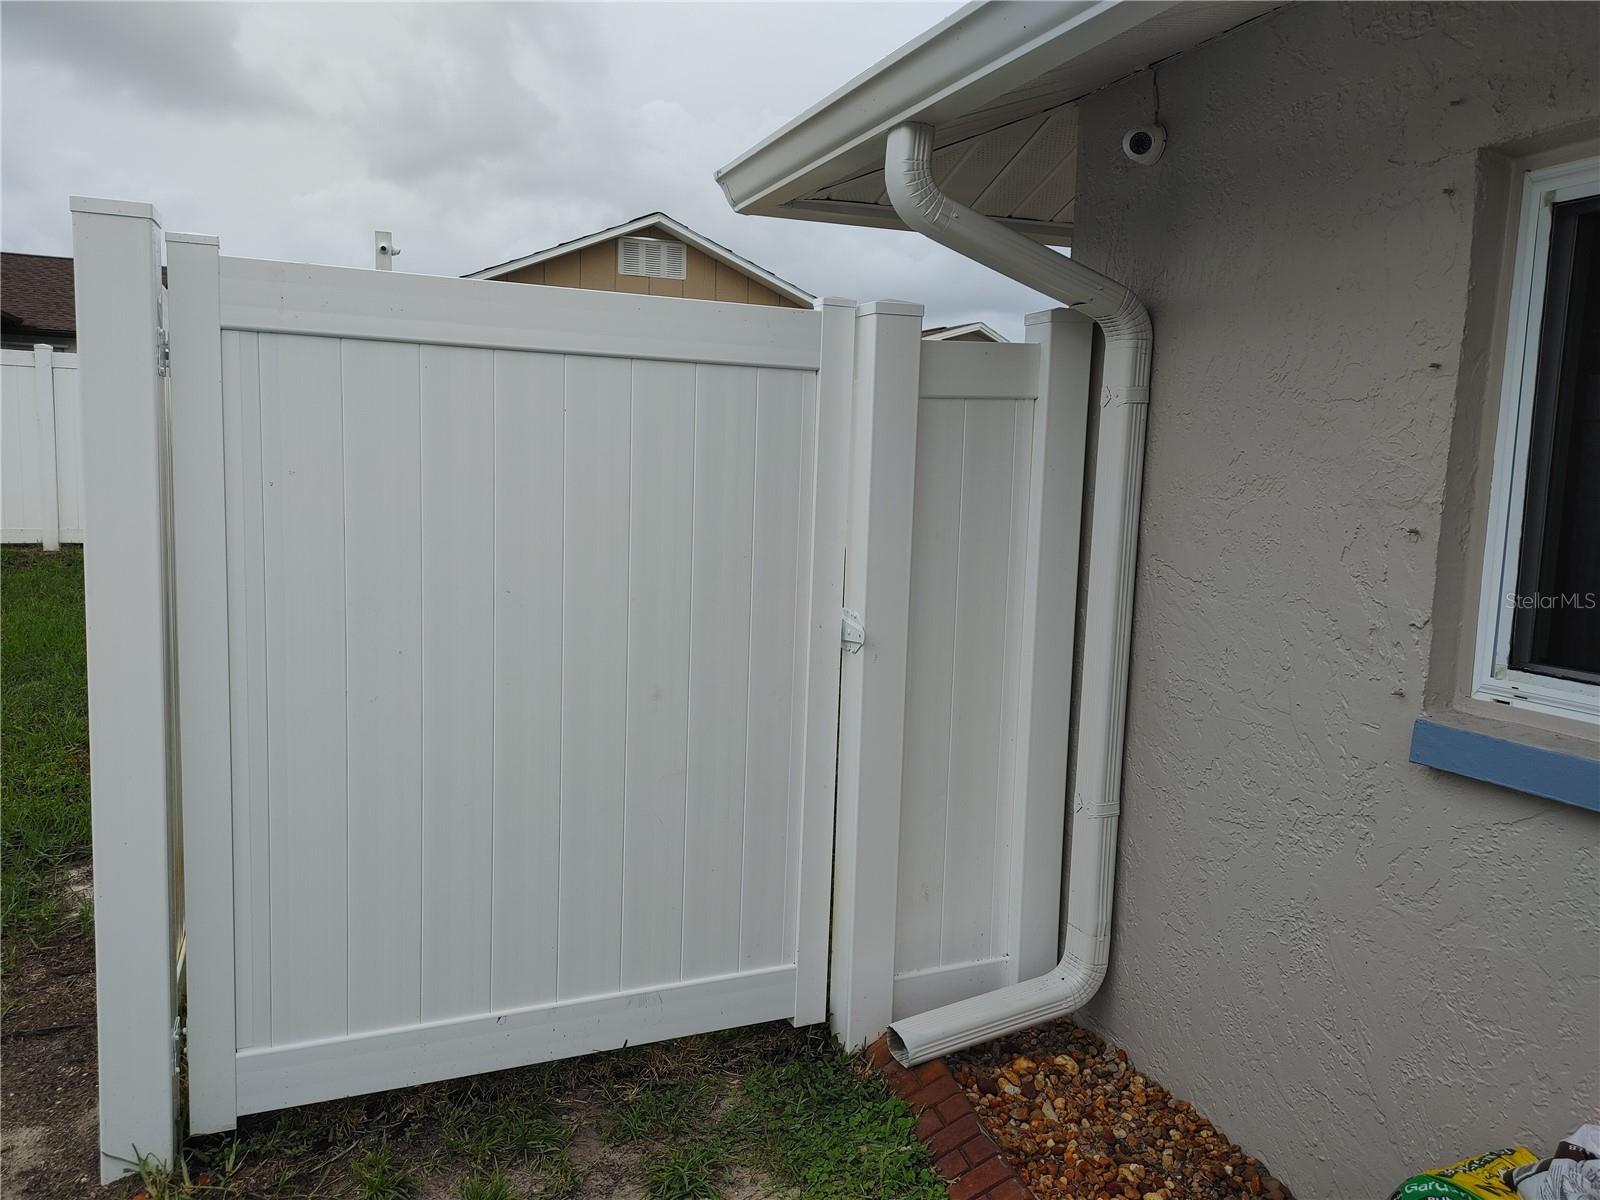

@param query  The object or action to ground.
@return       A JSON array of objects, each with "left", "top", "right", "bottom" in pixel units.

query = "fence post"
[
  {"left": 829, "top": 300, "right": 923, "bottom": 1049},
  {"left": 71, "top": 197, "right": 179, "bottom": 1181},
  {"left": 31, "top": 344, "right": 61, "bottom": 551},
  {"left": 1005, "top": 308, "right": 1094, "bottom": 982},
  {"left": 166, "top": 231, "right": 237, "bottom": 1134},
  {"left": 791, "top": 298, "right": 857, "bottom": 1027}
]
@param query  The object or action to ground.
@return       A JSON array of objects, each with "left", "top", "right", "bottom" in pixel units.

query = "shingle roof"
[{"left": 1, "top": 253, "right": 76, "bottom": 336}]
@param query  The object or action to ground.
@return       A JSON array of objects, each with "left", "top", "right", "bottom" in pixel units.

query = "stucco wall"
[{"left": 1069, "top": 4, "right": 1598, "bottom": 1196}]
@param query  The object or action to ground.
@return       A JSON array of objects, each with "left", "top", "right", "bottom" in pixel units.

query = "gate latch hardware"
[
  {"left": 841, "top": 608, "right": 864, "bottom": 654},
  {"left": 156, "top": 326, "right": 171, "bottom": 377}
]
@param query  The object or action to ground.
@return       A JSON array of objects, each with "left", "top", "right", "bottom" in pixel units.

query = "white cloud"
[{"left": 2, "top": 1, "right": 1052, "bottom": 336}]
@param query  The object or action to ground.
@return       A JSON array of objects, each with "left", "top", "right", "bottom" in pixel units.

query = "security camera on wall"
[{"left": 1122, "top": 125, "right": 1167, "bottom": 165}]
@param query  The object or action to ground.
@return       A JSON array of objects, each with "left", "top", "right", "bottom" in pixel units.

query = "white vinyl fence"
[
  {"left": 2, "top": 344, "right": 84, "bottom": 548},
  {"left": 75, "top": 197, "right": 1092, "bottom": 1182}
]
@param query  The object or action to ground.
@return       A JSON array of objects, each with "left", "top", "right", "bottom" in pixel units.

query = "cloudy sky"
[{"left": 3, "top": 2, "right": 1052, "bottom": 336}]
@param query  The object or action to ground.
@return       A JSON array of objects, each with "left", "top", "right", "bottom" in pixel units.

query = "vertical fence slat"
[
  {"left": 489, "top": 352, "right": 565, "bottom": 1010},
  {"left": 895, "top": 396, "right": 964, "bottom": 976},
  {"left": 72, "top": 196, "right": 178, "bottom": 1181},
  {"left": 681, "top": 364, "right": 759, "bottom": 980},
  {"left": 739, "top": 369, "right": 806, "bottom": 971},
  {"left": 829, "top": 300, "right": 923, "bottom": 1049},
  {"left": 419, "top": 345, "right": 495, "bottom": 1019},
  {"left": 1005, "top": 308, "right": 1093, "bottom": 981},
  {"left": 167, "top": 232, "right": 238, "bottom": 1133},
  {"left": 620, "top": 359, "right": 696, "bottom": 990},
  {"left": 31, "top": 343, "right": 61, "bottom": 550},
  {"left": 262, "top": 334, "right": 349, "bottom": 1045},
  {"left": 342, "top": 338, "right": 423, "bottom": 1034},
  {"left": 556, "top": 355, "right": 631, "bottom": 1000}
]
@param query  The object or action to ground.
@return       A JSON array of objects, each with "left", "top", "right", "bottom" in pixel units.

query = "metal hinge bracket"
[{"left": 841, "top": 608, "right": 864, "bottom": 654}]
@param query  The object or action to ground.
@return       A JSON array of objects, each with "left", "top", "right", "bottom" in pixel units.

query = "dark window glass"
[{"left": 1510, "top": 194, "right": 1600, "bottom": 684}]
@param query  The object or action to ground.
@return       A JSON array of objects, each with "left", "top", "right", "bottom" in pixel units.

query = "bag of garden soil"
[{"left": 1387, "top": 1147, "right": 1538, "bottom": 1200}]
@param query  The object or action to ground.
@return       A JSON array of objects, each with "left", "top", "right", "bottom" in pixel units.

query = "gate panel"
[
  {"left": 895, "top": 393, "right": 1035, "bottom": 986},
  {"left": 180, "top": 255, "right": 839, "bottom": 1122}
]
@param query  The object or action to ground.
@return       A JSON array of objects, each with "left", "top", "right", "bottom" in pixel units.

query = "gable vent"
[{"left": 618, "top": 235, "right": 687, "bottom": 280}]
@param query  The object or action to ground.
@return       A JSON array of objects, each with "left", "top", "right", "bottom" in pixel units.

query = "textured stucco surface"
[{"left": 1068, "top": 5, "right": 1599, "bottom": 1196}]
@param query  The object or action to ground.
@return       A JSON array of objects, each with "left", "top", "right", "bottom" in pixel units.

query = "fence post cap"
[{"left": 69, "top": 197, "right": 162, "bottom": 224}]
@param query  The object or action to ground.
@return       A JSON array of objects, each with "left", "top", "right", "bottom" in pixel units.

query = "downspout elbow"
[
  {"left": 884, "top": 123, "right": 1152, "bottom": 360},
  {"left": 882, "top": 122, "right": 1150, "bottom": 1066}
]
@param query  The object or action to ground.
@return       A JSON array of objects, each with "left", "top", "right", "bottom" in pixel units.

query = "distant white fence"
[{"left": 2, "top": 345, "right": 84, "bottom": 548}]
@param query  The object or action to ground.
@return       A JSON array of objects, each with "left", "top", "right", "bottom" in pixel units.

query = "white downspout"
[{"left": 882, "top": 122, "right": 1152, "bottom": 1066}]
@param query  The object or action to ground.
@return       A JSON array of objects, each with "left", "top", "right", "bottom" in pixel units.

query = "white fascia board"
[
  {"left": 466, "top": 212, "right": 815, "bottom": 307},
  {"left": 716, "top": 0, "right": 1269, "bottom": 229}
]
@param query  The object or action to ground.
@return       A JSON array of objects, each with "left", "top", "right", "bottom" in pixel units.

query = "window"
[
  {"left": 1475, "top": 156, "right": 1600, "bottom": 721},
  {"left": 617, "top": 236, "right": 686, "bottom": 280}
]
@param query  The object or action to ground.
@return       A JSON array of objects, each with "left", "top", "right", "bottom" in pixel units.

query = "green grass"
[
  {"left": 1, "top": 547, "right": 91, "bottom": 940},
  {"left": 352, "top": 1142, "right": 416, "bottom": 1199},
  {"left": 440, "top": 1085, "right": 579, "bottom": 1186},
  {"left": 641, "top": 1144, "right": 726, "bottom": 1200},
  {"left": 459, "top": 1171, "right": 518, "bottom": 1200},
  {"left": 731, "top": 1043, "right": 945, "bottom": 1200},
  {"left": 602, "top": 1027, "right": 944, "bottom": 1200},
  {"left": 602, "top": 1080, "right": 716, "bottom": 1144}
]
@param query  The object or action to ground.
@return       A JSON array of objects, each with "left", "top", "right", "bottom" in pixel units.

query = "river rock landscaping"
[{"left": 949, "top": 1019, "right": 1292, "bottom": 1200}]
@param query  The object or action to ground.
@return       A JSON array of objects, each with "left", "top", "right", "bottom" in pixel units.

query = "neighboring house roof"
[
  {"left": 1, "top": 252, "right": 76, "bottom": 337},
  {"left": 467, "top": 212, "right": 815, "bottom": 307},
  {"left": 923, "top": 321, "right": 1007, "bottom": 342},
  {"left": 716, "top": 1, "right": 1273, "bottom": 246}
]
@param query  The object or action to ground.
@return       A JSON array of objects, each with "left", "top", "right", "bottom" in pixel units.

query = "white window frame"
[{"left": 1472, "top": 155, "right": 1600, "bottom": 722}]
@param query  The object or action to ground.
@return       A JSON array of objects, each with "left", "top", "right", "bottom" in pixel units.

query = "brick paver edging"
[{"left": 868, "top": 1036, "right": 1031, "bottom": 1200}]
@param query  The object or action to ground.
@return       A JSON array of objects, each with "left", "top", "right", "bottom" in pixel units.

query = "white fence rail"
[
  {"left": 77, "top": 195, "right": 1093, "bottom": 1183},
  {"left": 2, "top": 344, "right": 84, "bottom": 548}
]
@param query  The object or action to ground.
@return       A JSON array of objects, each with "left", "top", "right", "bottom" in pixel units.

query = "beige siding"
[{"left": 492, "top": 230, "right": 806, "bottom": 307}]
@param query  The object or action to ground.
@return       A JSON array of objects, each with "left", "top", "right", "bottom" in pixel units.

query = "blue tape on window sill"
[{"left": 1409, "top": 718, "right": 1600, "bottom": 811}]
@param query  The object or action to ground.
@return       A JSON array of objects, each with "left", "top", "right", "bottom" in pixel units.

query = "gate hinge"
[
  {"left": 156, "top": 326, "right": 171, "bottom": 377},
  {"left": 841, "top": 608, "right": 864, "bottom": 654}
]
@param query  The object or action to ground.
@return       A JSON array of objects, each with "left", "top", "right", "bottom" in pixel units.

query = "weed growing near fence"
[{"left": 0, "top": 547, "right": 91, "bottom": 941}]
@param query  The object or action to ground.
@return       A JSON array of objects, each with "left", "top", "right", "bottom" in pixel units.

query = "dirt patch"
[
  {"left": 2, "top": 932, "right": 132, "bottom": 1199},
  {"left": 951, "top": 1018, "right": 1293, "bottom": 1200}
]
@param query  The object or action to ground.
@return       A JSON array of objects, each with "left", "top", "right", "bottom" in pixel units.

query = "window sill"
[{"left": 1409, "top": 716, "right": 1599, "bottom": 811}]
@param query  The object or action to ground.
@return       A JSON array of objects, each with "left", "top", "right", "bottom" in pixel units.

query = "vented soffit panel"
[{"left": 716, "top": 0, "right": 1277, "bottom": 247}]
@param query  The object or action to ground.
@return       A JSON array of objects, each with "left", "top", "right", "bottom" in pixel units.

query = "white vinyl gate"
[
  {"left": 74, "top": 199, "right": 1091, "bottom": 1180},
  {"left": 180, "top": 251, "right": 848, "bottom": 1130}
]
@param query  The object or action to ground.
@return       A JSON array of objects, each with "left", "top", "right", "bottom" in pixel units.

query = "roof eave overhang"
[{"left": 717, "top": 0, "right": 1271, "bottom": 243}]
